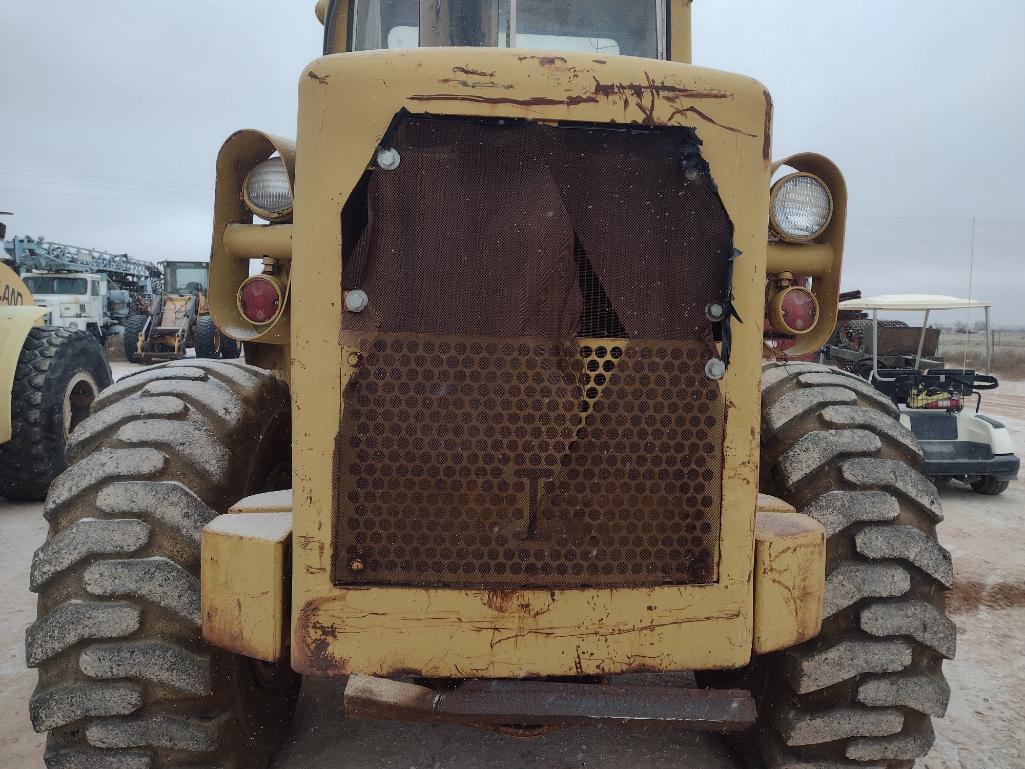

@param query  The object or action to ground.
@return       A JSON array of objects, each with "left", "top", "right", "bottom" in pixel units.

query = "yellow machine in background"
[
  {"left": 1, "top": 261, "right": 110, "bottom": 499},
  {"left": 123, "top": 260, "right": 240, "bottom": 363},
  {"left": 27, "top": 3, "right": 953, "bottom": 768}
]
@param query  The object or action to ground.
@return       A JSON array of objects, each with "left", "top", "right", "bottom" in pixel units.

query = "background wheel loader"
[
  {"left": 1, "top": 245, "right": 111, "bottom": 500},
  {"left": 123, "top": 259, "right": 240, "bottom": 363},
  {"left": 27, "top": 2, "right": 954, "bottom": 768}
]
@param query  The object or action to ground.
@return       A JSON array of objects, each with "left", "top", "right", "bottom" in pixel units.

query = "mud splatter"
[{"left": 947, "top": 579, "right": 1025, "bottom": 614}]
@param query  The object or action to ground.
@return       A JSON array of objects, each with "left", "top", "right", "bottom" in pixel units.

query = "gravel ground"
[{"left": 1, "top": 369, "right": 1022, "bottom": 768}]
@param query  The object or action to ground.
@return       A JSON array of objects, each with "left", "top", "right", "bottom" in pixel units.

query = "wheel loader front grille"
[{"left": 332, "top": 115, "right": 733, "bottom": 589}]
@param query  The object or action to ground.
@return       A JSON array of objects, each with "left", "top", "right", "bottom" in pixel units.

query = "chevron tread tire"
[
  {"left": 27, "top": 359, "right": 300, "bottom": 769},
  {"left": 742, "top": 362, "right": 954, "bottom": 768},
  {"left": 0, "top": 327, "right": 111, "bottom": 501}
]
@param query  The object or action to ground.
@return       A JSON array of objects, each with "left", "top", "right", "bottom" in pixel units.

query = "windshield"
[
  {"left": 351, "top": 0, "right": 662, "bottom": 59},
  {"left": 164, "top": 263, "right": 209, "bottom": 295},
  {"left": 23, "top": 276, "right": 88, "bottom": 296}
]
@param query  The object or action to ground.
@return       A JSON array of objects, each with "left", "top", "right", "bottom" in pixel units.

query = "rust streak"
[
  {"left": 478, "top": 611, "right": 742, "bottom": 648},
  {"left": 438, "top": 78, "right": 515, "bottom": 90},
  {"left": 518, "top": 55, "right": 569, "bottom": 66},
  {"left": 307, "top": 71, "right": 330, "bottom": 85},
  {"left": 664, "top": 105, "right": 758, "bottom": 138},
  {"left": 479, "top": 591, "right": 554, "bottom": 619},
  {"left": 453, "top": 65, "right": 496, "bottom": 77},
  {"left": 592, "top": 75, "right": 730, "bottom": 102},
  {"left": 763, "top": 89, "right": 774, "bottom": 163},
  {"left": 296, "top": 601, "right": 345, "bottom": 674},
  {"left": 408, "top": 93, "right": 600, "bottom": 108}
]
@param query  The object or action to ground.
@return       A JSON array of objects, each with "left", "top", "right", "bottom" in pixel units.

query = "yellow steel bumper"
[{"left": 201, "top": 492, "right": 824, "bottom": 667}]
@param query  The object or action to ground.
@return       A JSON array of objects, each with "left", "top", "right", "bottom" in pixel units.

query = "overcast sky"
[{"left": 2, "top": 1, "right": 1023, "bottom": 324}]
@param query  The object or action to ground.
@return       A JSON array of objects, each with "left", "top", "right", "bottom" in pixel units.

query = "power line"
[
  {"left": 1, "top": 168, "right": 209, "bottom": 193},
  {"left": 0, "top": 177, "right": 211, "bottom": 201},
  {"left": 847, "top": 237, "right": 1025, "bottom": 246},
  {"left": 0, "top": 186, "right": 211, "bottom": 207}
]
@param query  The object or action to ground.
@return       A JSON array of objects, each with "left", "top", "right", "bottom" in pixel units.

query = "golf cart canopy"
[
  {"left": 839, "top": 294, "right": 991, "bottom": 312},
  {"left": 837, "top": 294, "right": 994, "bottom": 376}
]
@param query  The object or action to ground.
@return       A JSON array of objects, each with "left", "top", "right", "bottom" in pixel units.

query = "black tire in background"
[
  {"left": 713, "top": 362, "right": 954, "bottom": 768},
  {"left": 0, "top": 327, "right": 112, "bottom": 501},
  {"left": 122, "top": 315, "right": 148, "bottom": 364},
  {"left": 220, "top": 335, "right": 241, "bottom": 359},
  {"left": 970, "top": 476, "right": 1009, "bottom": 495},
  {"left": 193, "top": 315, "right": 220, "bottom": 359},
  {"left": 27, "top": 359, "right": 300, "bottom": 768}
]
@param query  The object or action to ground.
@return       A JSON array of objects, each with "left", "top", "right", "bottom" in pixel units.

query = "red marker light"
[
  {"left": 770, "top": 285, "right": 820, "bottom": 336},
  {"left": 239, "top": 276, "right": 281, "bottom": 325}
]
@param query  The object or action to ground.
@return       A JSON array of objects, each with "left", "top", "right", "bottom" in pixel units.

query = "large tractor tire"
[
  {"left": 27, "top": 359, "right": 300, "bottom": 768},
  {"left": 734, "top": 362, "right": 954, "bottom": 767},
  {"left": 122, "top": 315, "right": 148, "bottom": 364},
  {"left": 0, "top": 327, "right": 111, "bottom": 501}
]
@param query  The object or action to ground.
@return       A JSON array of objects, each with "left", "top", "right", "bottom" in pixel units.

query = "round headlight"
[
  {"left": 770, "top": 172, "right": 833, "bottom": 242},
  {"left": 243, "top": 157, "right": 293, "bottom": 221}
]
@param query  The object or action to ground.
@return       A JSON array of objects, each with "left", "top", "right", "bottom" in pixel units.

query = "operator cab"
[
  {"left": 331, "top": 0, "right": 667, "bottom": 58},
  {"left": 162, "top": 261, "right": 210, "bottom": 297}
]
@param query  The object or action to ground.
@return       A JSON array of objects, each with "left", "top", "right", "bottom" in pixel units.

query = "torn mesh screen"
[{"left": 334, "top": 117, "right": 731, "bottom": 589}]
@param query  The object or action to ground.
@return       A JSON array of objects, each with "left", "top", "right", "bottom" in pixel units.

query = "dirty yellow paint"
[
  {"left": 1, "top": 264, "right": 46, "bottom": 443},
  {"left": 201, "top": 512, "right": 293, "bottom": 662},
  {"left": 756, "top": 493, "right": 797, "bottom": 515},
  {"left": 205, "top": 3, "right": 849, "bottom": 671},
  {"left": 229, "top": 489, "right": 294, "bottom": 514},
  {"left": 669, "top": 0, "right": 694, "bottom": 64},
  {"left": 752, "top": 512, "right": 825, "bottom": 654},
  {"left": 766, "top": 154, "right": 847, "bottom": 355},
  {"left": 209, "top": 130, "right": 295, "bottom": 348},
  {"left": 274, "top": 48, "right": 771, "bottom": 677}
]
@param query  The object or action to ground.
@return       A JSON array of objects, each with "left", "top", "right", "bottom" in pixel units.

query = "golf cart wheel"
[
  {"left": 122, "top": 315, "right": 148, "bottom": 364},
  {"left": 0, "top": 327, "right": 111, "bottom": 501},
  {"left": 731, "top": 362, "right": 954, "bottom": 767},
  {"left": 970, "top": 476, "right": 1009, "bottom": 495},
  {"left": 27, "top": 359, "right": 300, "bottom": 768}
]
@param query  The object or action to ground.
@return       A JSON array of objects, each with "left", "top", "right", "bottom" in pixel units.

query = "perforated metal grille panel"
[
  {"left": 335, "top": 335, "right": 722, "bottom": 587},
  {"left": 333, "top": 116, "right": 733, "bottom": 589}
]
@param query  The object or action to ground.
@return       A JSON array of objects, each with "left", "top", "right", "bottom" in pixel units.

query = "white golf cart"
[{"left": 829, "top": 294, "right": 1020, "bottom": 495}]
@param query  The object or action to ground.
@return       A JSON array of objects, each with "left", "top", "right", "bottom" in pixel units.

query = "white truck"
[
  {"left": 2, "top": 236, "right": 161, "bottom": 343},
  {"left": 22, "top": 271, "right": 121, "bottom": 339}
]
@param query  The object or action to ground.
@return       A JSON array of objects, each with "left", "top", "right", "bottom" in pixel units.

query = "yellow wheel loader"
[
  {"left": 1, "top": 262, "right": 111, "bottom": 500},
  {"left": 27, "top": 2, "right": 953, "bottom": 767},
  {"left": 123, "top": 260, "right": 240, "bottom": 363}
]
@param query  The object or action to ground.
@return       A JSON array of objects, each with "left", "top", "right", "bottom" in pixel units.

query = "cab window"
[{"left": 352, "top": 0, "right": 662, "bottom": 59}]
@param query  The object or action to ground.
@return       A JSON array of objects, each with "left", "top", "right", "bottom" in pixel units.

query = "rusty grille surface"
[{"left": 334, "top": 116, "right": 733, "bottom": 589}]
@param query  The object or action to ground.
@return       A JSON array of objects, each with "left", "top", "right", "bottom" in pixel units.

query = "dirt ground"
[{"left": 1, "top": 370, "right": 1023, "bottom": 768}]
